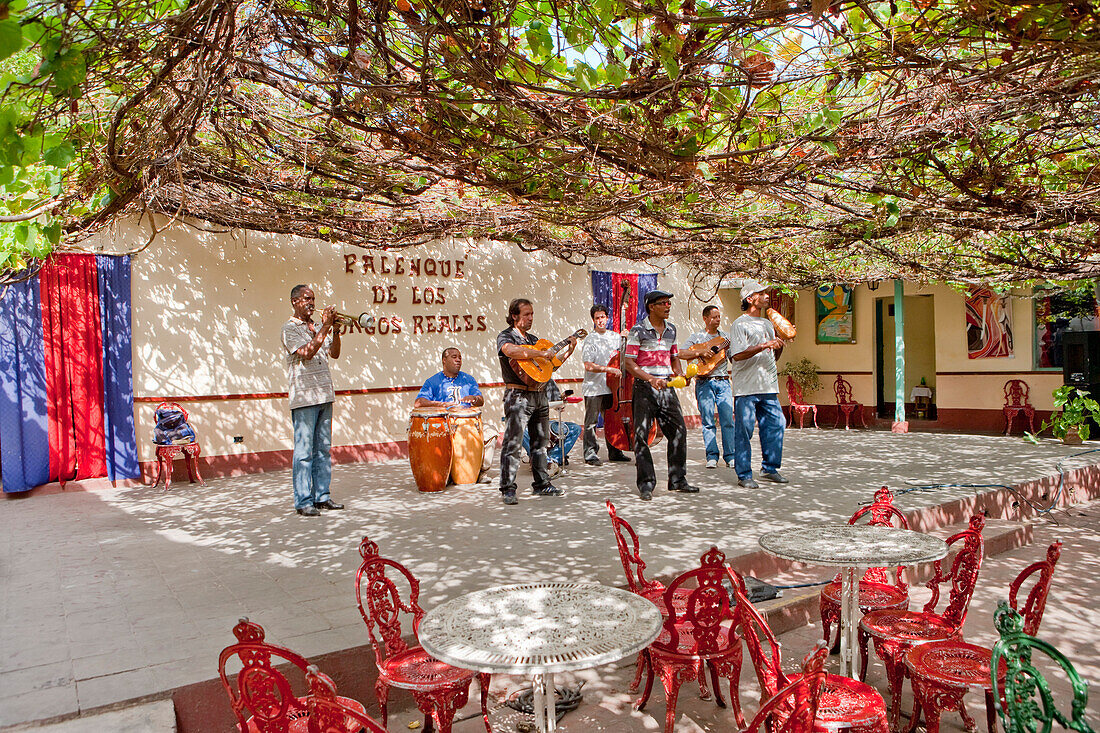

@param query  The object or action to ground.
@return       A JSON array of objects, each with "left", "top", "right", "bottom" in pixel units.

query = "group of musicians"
[{"left": 282, "top": 281, "right": 789, "bottom": 515}]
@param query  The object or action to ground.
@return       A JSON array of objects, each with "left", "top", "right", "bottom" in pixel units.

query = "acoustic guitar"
[
  {"left": 510, "top": 329, "right": 588, "bottom": 388},
  {"left": 692, "top": 335, "right": 732, "bottom": 377}
]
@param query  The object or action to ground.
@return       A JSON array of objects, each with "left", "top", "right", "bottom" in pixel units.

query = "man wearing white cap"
[{"left": 729, "top": 281, "right": 788, "bottom": 489}]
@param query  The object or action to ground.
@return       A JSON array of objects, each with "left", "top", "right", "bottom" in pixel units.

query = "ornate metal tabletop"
[
  {"left": 418, "top": 582, "right": 663, "bottom": 675},
  {"left": 759, "top": 524, "right": 947, "bottom": 567}
]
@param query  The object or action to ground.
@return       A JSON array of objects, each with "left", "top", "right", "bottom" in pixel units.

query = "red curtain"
[{"left": 39, "top": 255, "right": 107, "bottom": 482}]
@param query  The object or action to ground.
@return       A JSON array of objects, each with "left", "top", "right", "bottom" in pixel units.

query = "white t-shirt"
[
  {"left": 729, "top": 314, "right": 779, "bottom": 397},
  {"left": 581, "top": 329, "right": 621, "bottom": 397},
  {"left": 684, "top": 329, "right": 732, "bottom": 378}
]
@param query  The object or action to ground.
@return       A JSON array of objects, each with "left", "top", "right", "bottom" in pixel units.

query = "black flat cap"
[{"left": 643, "top": 289, "right": 674, "bottom": 307}]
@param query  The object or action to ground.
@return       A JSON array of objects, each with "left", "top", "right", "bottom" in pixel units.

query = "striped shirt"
[
  {"left": 625, "top": 317, "right": 678, "bottom": 378},
  {"left": 282, "top": 317, "right": 336, "bottom": 410}
]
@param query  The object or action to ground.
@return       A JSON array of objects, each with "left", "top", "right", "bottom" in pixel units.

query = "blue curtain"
[
  {"left": 97, "top": 255, "right": 139, "bottom": 480},
  {"left": 0, "top": 277, "right": 50, "bottom": 493}
]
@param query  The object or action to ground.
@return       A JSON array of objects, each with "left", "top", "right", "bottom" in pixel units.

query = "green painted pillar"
[{"left": 894, "top": 279, "right": 906, "bottom": 424}]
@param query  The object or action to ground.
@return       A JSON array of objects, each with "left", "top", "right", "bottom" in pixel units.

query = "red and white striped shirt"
[{"left": 625, "top": 317, "right": 678, "bottom": 378}]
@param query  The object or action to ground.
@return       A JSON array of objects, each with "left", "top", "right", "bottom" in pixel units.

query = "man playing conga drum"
[
  {"left": 415, "top": 347, "right": 494, "bottom": 483},
  {"left": 415, "top": 347, "right": 484, "bottom": 408}
]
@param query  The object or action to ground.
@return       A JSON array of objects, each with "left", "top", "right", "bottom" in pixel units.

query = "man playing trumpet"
[
  {"left": 729, "top": 281, "right": 790, "bottom": 489},
  {"left": 282, "top": 285, "right": 345, "bottom": 516}
]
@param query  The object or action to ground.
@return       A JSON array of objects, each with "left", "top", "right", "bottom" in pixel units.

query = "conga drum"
[
  {"left": 447, "top": 406, "right": 484, "bottom": 485},
  {"left": 408, "top": 408, "right": 452, "bottom": 492}
]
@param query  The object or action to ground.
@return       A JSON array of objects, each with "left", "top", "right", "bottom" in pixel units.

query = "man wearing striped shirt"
[{"left": 623, "top": 289, "right": 698, "bottom": 501}]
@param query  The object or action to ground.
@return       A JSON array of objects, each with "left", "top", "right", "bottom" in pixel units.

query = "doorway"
[{"left": 875, "top": 295, "right": 937, "bottom": 419}]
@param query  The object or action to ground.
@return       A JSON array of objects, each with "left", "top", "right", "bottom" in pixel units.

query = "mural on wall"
[
  {"left": 965, "top": 287, "right": 1014, "bottom": 359},
  {"left": 815, "top": 285, "right": 855, "bottom": 343}
]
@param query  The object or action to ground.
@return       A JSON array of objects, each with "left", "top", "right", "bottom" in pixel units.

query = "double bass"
[{"left": 603, "top": 281, "right": 660, "bottom": 452}]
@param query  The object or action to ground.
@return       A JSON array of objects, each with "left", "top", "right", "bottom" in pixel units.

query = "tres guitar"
[
  {"left": 693, "top": 335, "right": 732, "bottom": 377},
  {"left": 511, "top": 329, "right": 588, "bottom": 388}
]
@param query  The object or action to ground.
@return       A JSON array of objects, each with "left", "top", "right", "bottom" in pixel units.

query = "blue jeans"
[
  {"left": 733, "top": 393, "right": 784, "bottom": 480},
  {"left": 695, "top": 377, "right": 736, "bottom": 463},
  {"left": 291, "top": 402, "right": 333, "bottom": 509},
  {"left": 524, "top": 421, "right": 581, "bottom": 464}
]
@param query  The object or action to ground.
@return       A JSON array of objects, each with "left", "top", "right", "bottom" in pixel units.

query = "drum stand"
[{"left": 551, "top": 402, "right": 569, "bottom": 476}]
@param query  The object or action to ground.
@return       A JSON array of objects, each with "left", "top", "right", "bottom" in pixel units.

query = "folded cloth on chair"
[{"left": 153, "top": 406, "right": 196, "bottom": 445}]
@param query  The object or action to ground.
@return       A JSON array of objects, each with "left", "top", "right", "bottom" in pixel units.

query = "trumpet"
[{"left": 328, "top": 309, "right": 375, "bottom": 329}]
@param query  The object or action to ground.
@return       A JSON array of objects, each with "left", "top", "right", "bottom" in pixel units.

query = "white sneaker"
[{"left": 706, "top": 459, "right": 718, "bottom": 469}]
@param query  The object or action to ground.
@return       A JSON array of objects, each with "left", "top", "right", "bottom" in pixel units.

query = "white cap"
[{"left": 740, "top": 280, "right": 768, "bottom": 301}]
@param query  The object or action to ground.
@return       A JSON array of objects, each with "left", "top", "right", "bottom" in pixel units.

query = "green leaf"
[
  {"left": 48, "top": 49, "right": 87, "bottom": 95},
  {"left": 0, "top": 19, "right": 23, "bottom": 60}
]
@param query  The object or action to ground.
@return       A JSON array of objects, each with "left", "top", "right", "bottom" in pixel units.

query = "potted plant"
[
  {"left": 1025, "top": 385, "right": 1100, "bottom": 445},
  {"left": 780, "top": 357, "right": 822, "bottom": 399}
]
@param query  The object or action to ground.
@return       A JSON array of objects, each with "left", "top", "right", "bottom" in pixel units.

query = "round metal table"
[
  {"left": 418, "top": 582, "right": 663, "bottom": 732},
  {"left": 759, "top": 524, "right": 947, "bottom": 678}
]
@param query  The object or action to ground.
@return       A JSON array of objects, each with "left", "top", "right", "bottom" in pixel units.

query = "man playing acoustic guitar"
[
  {"left": 496, "top": 298, "right": 578, "bottom": 505},
  {"left": 680, "top": 305, "right": 736, "bottom": 470}
]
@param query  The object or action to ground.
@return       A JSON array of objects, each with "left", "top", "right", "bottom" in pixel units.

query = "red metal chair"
[
  {"left": 786, "top": 376, "right": 819, "bottom": 429},
  {"left": 218, "top": 617, "right": 372, "bottom": 733},
  {"left": 150, "top": 401, "right": 205, "bottom": 491},
  {"left": 636, "top": 546, "right": 746, "bottom": 733},
  {"left": 355, "top": 536, "right": 491, "bottom": 733},
  {"left": 904, "top": 542, "right": 1062, "bottom": 733},
  {"left": 606, "top": 500, "right": 712, "bottom": 698},
  {"left": 1002, "top": 379, "right": 1037, "bottom": 434},
  {"left": 732, "top": 579, "right": 888, "bottom": 733},
  {"left": 860, "top": 514, "right": 986, "bottom": 732},
  {"left": 742, "top": 642, "right": 830, "bottom": 733},
  {"left": 304, "top": 666, "right": 388, "bottom": 733},
  {"left": 819, "top": 486, "right": 910, "bottom": 670},
  {"left": 834, "top": 375, "right": 866, "bottom": 429}
]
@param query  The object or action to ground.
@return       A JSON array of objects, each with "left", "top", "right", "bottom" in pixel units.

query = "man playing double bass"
[
  {"left": 581, "top": 304, "right": 631, "bottom": 466},
  {"left": 497, "top": 298, "right": 578, "bottom": 505}
]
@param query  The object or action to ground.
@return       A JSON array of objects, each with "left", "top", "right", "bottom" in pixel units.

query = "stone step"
[{"left": 0, "top": 699, "right": 176, "bottom": 733}]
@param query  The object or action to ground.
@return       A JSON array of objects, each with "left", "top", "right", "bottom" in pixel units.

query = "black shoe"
[
  {"left": 502, "top": 490, "right": 518, "bottom": 505},
  {"left": 761, "top": 471, "right": 789, "bottom": 484},
  {"left": 532, "top": 485, "right": 565, "bottom": 497},
  {"left": 669, "top": 484, "right": 700, "bottom": 493},
  {"left": 296, "top": 505, "right": 321, "bottom": 516},
  {"left": 585, "top": 457, "right": 602, "bottom": 466},
  {"left": 315, "top": 500, "right": 344, "bottom": 510},
  {"left": 738, "top": 477, "right": 760, "bottom": 489},
  {"left": 609, "top": 454, "right": 631, "bottom": 463},
  {"left": 640, "top": 489, "right": 653, "bottom": 501}
]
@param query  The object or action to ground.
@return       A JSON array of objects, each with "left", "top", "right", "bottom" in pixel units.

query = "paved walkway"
[{"left": 1, "top": 429, "right": 1098, "bottom": 729}]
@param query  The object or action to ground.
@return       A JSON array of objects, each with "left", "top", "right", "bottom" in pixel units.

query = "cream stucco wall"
[
  {"left": 89, "top": 216, "right": 712, "bottom": 463},
  {"left": 775, "top": 281, "right": 1063, "bottom": 414}
]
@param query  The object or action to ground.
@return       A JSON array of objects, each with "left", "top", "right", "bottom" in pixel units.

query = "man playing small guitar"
[
  {"left": 496, "top": 298, "right": 578, "bottom": 505},
  {"left": 679, "top": 305, "right": 736, "bottom": 470}
]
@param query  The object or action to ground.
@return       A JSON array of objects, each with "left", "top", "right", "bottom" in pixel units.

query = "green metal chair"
[{"left": 991, "top": 601, "right": 1095, "bottom": 733}]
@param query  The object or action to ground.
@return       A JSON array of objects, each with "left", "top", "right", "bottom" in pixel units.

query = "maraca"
[
  {"left": 669, "top": 375, "right": 688, "bottom": 389},
  {"left": 685, "top": 362, "right": 699, "bottom": 378}
]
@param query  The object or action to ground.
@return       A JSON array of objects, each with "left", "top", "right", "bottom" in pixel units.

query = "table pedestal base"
[
  {"left": 839, "top": 565, "right": 865, "bottom": 679},
  {"left": 533, "top": 672, "right": 557, "bottom": 732}
]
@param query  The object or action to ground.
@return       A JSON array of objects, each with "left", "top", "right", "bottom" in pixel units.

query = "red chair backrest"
[
  {"left": 922, "top": 514, "right": 985, "bottom": 630},
  {"left": 786, "top": 376, "right": 807, "bottom": 406},
  {"left": 355, "top": 536, "right": 425, "bottom": 668},
  {"left": 655, "top": 547, "right": 744, "bottom": 658},
  {"left": 729, "top": 579, "right": 787, "bottom": 698},
  {"left": 607, "top": 501, "right": 662, "bottom": 596},
  {"left": 741, "top": 642, "right": 829, "bottom": 733},
  {"left": 154, "top": 401, "right": 189, "bottom": 423},
  {"left": 1009, "top": 541, "right": 1062, "bottom": 636},
  {"left": 218, "top": 618, "right": 312, "bottom": 731},
  {"left": 847, "top": 486, "right": 910, "bottom": 587},
  {"left": 834, "top": 375, "right": 855, "bottom": 405},
  {"left": 1003, "top": 379, "right": 1032, "bottom": 408},
  {"left": 305, "top": 666, "right": 387, "bottom": 733}
]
